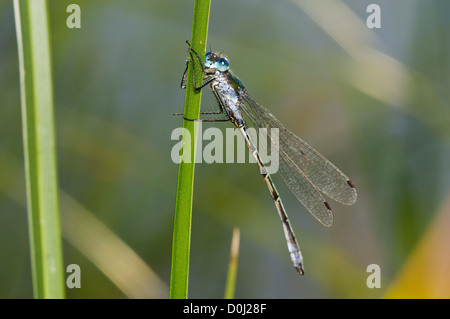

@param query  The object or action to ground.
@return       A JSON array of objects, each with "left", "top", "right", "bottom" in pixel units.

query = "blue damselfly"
[{"left": 178, "top": 42, "right": 357, "bottom": 275}]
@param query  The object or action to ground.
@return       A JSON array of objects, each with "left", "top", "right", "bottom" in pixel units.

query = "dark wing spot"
[
  {"left": 324, "top": 201, "right": 332, "bottom": 211},
  {"left": 347, "top": 180, "right": 356, "bottom": 188}
]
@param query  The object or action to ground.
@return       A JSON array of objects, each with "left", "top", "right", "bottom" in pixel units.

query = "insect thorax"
[{"left": 211, "top": 72, "right": 245, "bottom": 127}]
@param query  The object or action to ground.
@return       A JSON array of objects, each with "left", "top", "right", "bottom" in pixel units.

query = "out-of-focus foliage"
[
  {"left": 0, "top": 0, "right": 449, "bottom": 298},
  {"left": 385, "top": 197, "right": 450, "bottom": 298}
]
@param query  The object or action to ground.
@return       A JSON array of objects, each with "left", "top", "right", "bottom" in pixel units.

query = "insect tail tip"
[{"left": 296, "top": 265, "right": 305, "bottom": 276}]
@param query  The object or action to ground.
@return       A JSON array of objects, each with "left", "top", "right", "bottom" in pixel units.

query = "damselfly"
[{"left": 178, "top": 42, "right": 357, "bottom": 275}]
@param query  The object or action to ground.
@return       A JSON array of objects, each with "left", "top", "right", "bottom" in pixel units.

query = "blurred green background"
[{"left": 1, "top": 0, "right": 449, "bottom": 298}]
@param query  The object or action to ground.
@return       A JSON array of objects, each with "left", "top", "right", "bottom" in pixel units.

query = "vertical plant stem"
[
  {"left": 170, "top": 0, "right": 211, "bottom": 299},
  {"left": 224, "top": 228, "right": 240, "bottom": 299},
  {"left": 14, "top": 0, "right": 65, "bottom": 298}
]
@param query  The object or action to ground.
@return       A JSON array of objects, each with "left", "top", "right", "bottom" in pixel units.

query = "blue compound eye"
[
  {"left": 205, "top": 52, "right": 212, "bottom": 62},
  {"left": 216, "top": 57, "right": 230, "bottom": 72}
]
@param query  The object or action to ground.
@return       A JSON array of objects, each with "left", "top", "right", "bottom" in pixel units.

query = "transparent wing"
[
  {"left": 241, "top": 94, "right": 357, "bottom": 224},
  {"left": 278, "top": 145, "right": 334, "bottom": 226}
]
